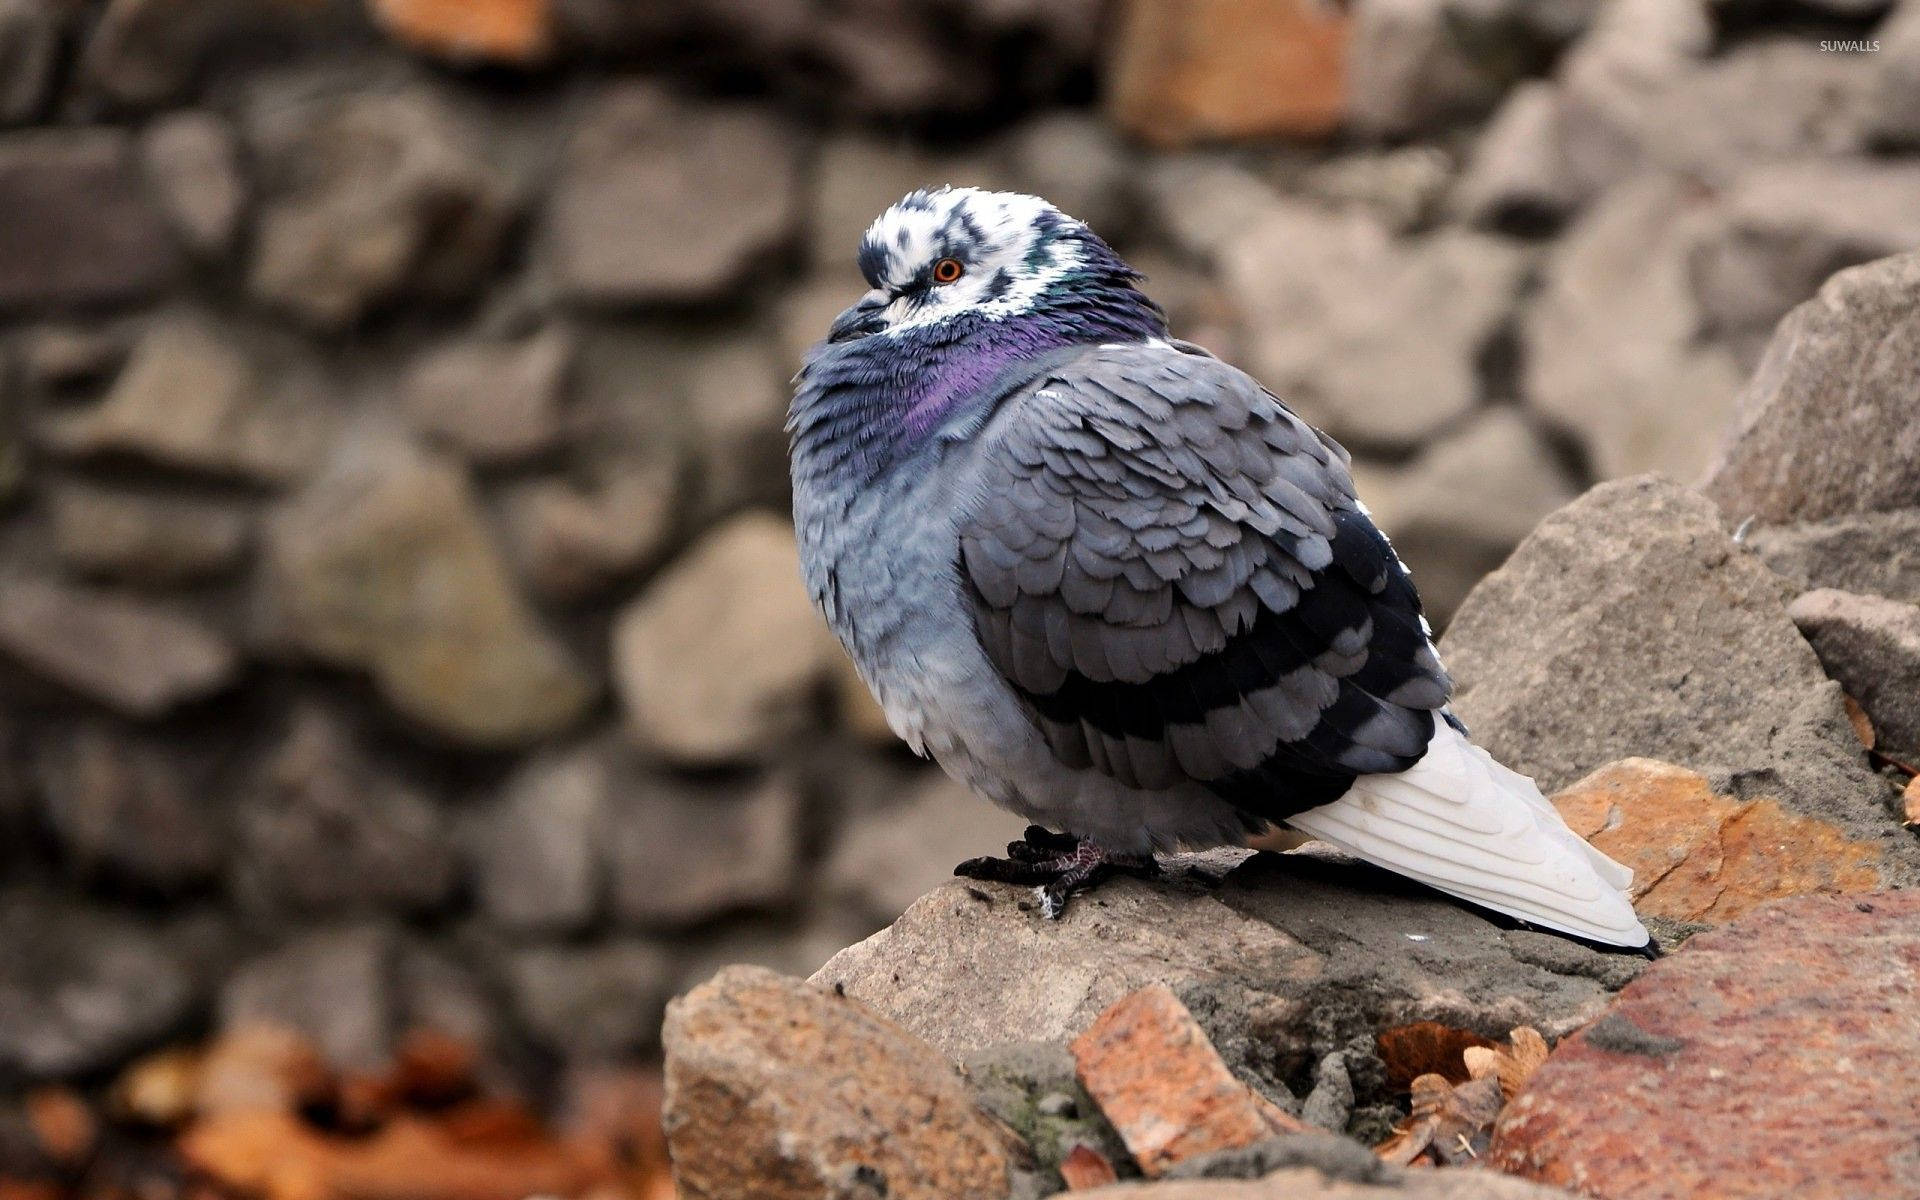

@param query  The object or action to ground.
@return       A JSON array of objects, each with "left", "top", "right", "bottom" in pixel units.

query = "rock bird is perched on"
[{"left": 789, "top": 187, "right": 1649, "bottom": 949}]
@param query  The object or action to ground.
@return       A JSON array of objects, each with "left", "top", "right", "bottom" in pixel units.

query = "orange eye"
[{"left": 932, "top": 257, "right": 964, "bottom": 284}]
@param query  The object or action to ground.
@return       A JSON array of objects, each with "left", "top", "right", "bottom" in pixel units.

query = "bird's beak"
[{"left": 828, "top": 290, "right": 889, "bottom": 343}]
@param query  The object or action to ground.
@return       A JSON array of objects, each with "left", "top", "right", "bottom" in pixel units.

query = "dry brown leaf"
[
  {"left": 1843, "top": 695, "right": 1875, "bottom": 749},
  {"left": 1461, "top": 1027, "right": 1549, "bottom": 1102},
  {"left": 26, "top": 1087, "right": 95, "bottom": 1166},
  {"left": 197, "top": 1026, "right": 335, "bottom": 1120},
  {"left": 1059, "top": 1144, "right": 1120, "bottom": 1189},
  {"left": 1903, "top": 775, "right": 1920, "bottom": 828},
  {"left": 1375, "top": 1072, "right": 1503, "bottom": 1167},
  {"left": 113, "top": 1046, "right": 204, "bottom": 1127},
  {"left": 1375, "top": 1022, "right": 1497, "bottom": 1090}
]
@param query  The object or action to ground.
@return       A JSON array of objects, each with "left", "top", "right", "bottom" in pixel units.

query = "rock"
[
  {"left": 1002, "top": 113, "right": 1135, "bottom": 242},
  {"left": 1490, "top": 892, "right": 1920, "bottom": 1199},
  {"left": 1690, "top": 162, "right": 1920, "bottom": 360},
  {"left": 81, "top": 0, "right": 334, "bottom": 107},
  {"left": 544, "top": 84, "right": 799, "bottom": 304},
  {"left": 1299, "top": 1054, "right": 1355, "bottom": 1134},
  {"left": 231, "top": 706, "right": 457, "bottom": 918},
  {"left": 1550, "top": 758, "right": 1887, "bottom": 924},
  {"left": 1073, "top": 983, "right": 1303, "bottom": 1177},
  {"left": 0, "top": 888, "right": 199, "bottom": 1078},
  {"left": 247, "top": 86, "right": 516, "bottom": 329},
  {"left": 1555, "top": 15, "right": 1868, "bottom": 201},
  {"left": 1746, "top": 509, "right": 1920, "bottom": 604},
  {"left": 606, "top": 769, "right": 802, "bottom": 930},
  {"left": 1106, "top": 0, "right": 1348, "bottom": 146},
  {"left": 502, "top": 940, "right": 675, "bottom": 1060},
  {"left": 260, "top": 433, "right": 596, "bottom": 747},
  {"left": 48, "top": 482, "right": 249, "bottom": 585},
  {"left": 611, "top": 512, "right": 839, "bottom": 763},
  {"left": 1703, "top": 251, "right": 1920, "bottom": 525},
  {"left": 1225, "top": 206, "right": 1526, "bottom": 450},
  {"left": 1521, "top": 175, "right": 1741, "bottom": 482},
  {"left": 1138, "top": 158, "right": 1290, "bottom": 266},
  {"left": 0, "top": 0, "right": 66, "bottom": 124},
  {"left": 33, "top": 721, "right": 226, "bottom": 892},
  {"left": 402, "top": 327, "right": 572, "bottom": 466},
  {"left": 369, "top": 0, "right": 553, "bottom": 65},
  {"left": 0, "top": 576, "right": 237, "bottom": 718},
  {"left": 1443, "top": 477, "right": 1917, "bottom": 876},
  {"left": 1450, "top": 82, "right": 1580, "bottom": 233},
  {"left": 680, "top": 334, "right": 789, "bottom": 516},
  {"left": 1867, "top": 0, "right": 1920, "bottom": 147},
  {"left": 465, "top": 743, "right": 606, "bottom": 934},
  {"left": 1069, "top": 1165, "right": 1576, "bottom": 1198},
  {"left": 1345, "top": 0, "right": 1546, "bottom": 139},
  {"left": 1298, "top": 145, "right": 1454, "bottom": 236},
  {"left": 1788, "top": 589, "right": 1920, "bottom": 759},
  {"left": 824, "top": 774, "right": 1032, "bottom": 922},
  {"left": 38, "top": 314, "right": 330, "bottom": 484},
  {"left": 139, "top": 111, "right": 246, "bottom": 259},
  {"left": 662, "top": 965, "right": 1015, "bottom": 1200},
  {"left": 814, "top": 850, "right": 1643, "bottom": 1100},
  {"left": 961, "top": 1039, "right": 1132, "bottom": 1191},
  {"left": 498, "top": 464, "right": 677, "bottom": 602},
  {"left": 221, "top": 925, "right": 395, "bottom": 1072},
  {"left": 14, "top": 323, "right": 133, "bottom": 392},
  {"left": 0, "top": 130, "right": 182, "bottom": 309},
  {"left": 1353, "top": 409, "right": 1579, "bottom": 626}
]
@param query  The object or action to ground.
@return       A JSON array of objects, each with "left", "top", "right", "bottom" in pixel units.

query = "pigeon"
[{"left": 788, "top": 187, "right": 1649, "bottom": 949}]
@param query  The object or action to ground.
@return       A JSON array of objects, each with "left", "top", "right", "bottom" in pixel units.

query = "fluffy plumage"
[{"left": 790, "top": 187, "right": 1648, "bottom": 948}]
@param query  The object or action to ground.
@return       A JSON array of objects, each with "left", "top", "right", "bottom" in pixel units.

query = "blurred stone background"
[{"left": 0, "top": 0, "right": 1915, "bottom": 1149}]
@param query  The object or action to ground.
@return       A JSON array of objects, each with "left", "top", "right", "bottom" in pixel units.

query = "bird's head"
[{"left": 824, "top": 187, "right": 1165, "bottom": 345}]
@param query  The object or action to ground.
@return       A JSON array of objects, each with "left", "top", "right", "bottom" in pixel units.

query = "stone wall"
[{"left": 0, "top": 0, "right": 1915, "bottom": 1095}]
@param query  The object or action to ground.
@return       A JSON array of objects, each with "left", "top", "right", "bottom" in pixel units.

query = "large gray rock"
[
  {"left": 1691, "top": 162, "right": 1920, "bottom": 362},
  {"left": 401, "top": 326, "right": 573, "bottom": 466},
  {"left": 1556, "top": 12, "right": 1869, "bottom": 200},
  {"left": 1346, "top": 0, "right": 1589, "bottom": 138},
  {"left": 1788, "top": 589, "right": 1920, "bottom": 760},
  {"left": 1450, "top": 81, "right": 1580, "bottom": 232},
  {"left": 33, "top": 721, "right": 226, "bottom": 893},
  {"left": 465, "top": 743, "right": 608, "bottom": 934},
  {"left": 246, "top": 85, "right": 516, "bottom": 329},
  {"left": 38, "top": 313, "right": 332, "bottom": 484},
  {"left": 0, "top": 130, "right": 182, "bottom": 309},
  {"left": 1704, "top": 252, "right": 1920, "bottom": 525},
  {"left": 259, "top": 433, "right": 597, "bottom": 747},
  {"left": 0, "top": 888, "right": 199, "bottom": 1078},
  {"left": 814, "top": 850, "right": 1645, "bottom": 1099},
  {"left": 611, "top": 512, "right": 840, "bottom": 763},
  {"left": 1747, "top": 509, "right": 1920, "bottom": 604},
  {"left": 0, "top": 0, "right": 66, "bottom": 124},
  {"left": 0, "top": 577, "right": 237, "bottom": 718},
  {"left": 48, "top": 482, "right": 250, "bottom": 586},
  {"left": 544, "top": 84, "right": 799, "bottom": 304},
  {"left": 1522, "top": 175, "right": 1741, "bottom": 483},
  {"left": 607, "top": 769, "right": 802, "bottom": 930},
  {"left": 1353, "top": 409, "right": 1579, "bottom": 627},
  {"left": 502, "top": 939, "right": 676, "bottom": 1059},
  {"left": 231, "top": 706, "right": 457, "bottom": 918},
  {"left": 1224, "top": 205, "right": 1526, "bottom": 450},
  {"left": 1443, "top": 476, "right": 1916, "bottom": 871},
  {"left": 1867, "top": 0, "right": 1920, "bottom": 147},
  {"left": 220, "top": 923, "right": 495, "bottom": 1071},
  {"left": 139, "top": 110, "right": 245, "bottom": 259}
]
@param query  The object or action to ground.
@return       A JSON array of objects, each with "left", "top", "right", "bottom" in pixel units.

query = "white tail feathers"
[{"left": 1287, "top": 721, "right": 1649, "bottom": 948}]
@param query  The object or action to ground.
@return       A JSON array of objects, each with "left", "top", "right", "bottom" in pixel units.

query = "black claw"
[
  {"left": 954, "top": 856, "right": 1056, "bottom": 885},
  {"left": 1022, "top": 825, "right": 1081, "bottom": 852}
]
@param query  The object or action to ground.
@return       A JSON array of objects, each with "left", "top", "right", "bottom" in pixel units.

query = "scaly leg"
[{"left": 954, "top": 826, "right": 1159, "bottom": 918}]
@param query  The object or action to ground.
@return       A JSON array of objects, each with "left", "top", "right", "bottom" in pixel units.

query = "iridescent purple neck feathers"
[{"left": 790, "top": 242, "right": 1167, "bottom": 486}]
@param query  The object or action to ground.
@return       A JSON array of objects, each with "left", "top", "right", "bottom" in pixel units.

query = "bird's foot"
[{"left": 954, "top": 826, "right": 1159, "bottom": 919}]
